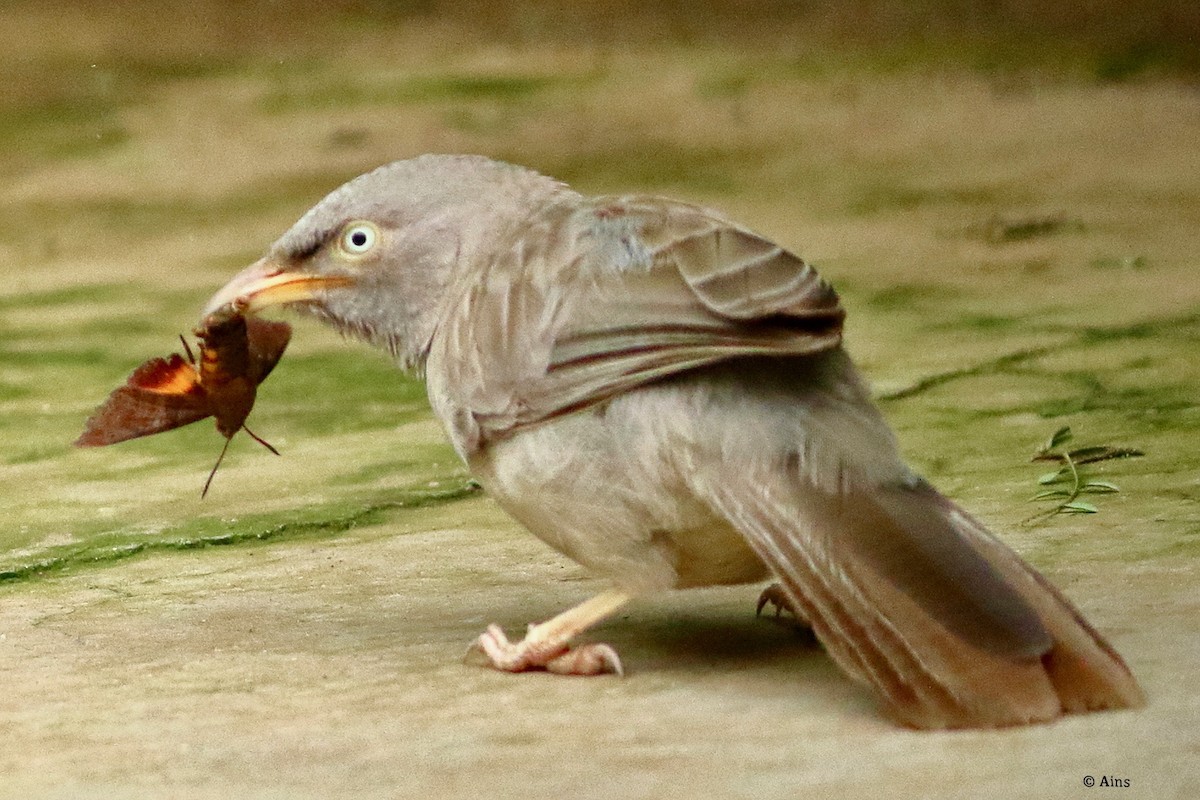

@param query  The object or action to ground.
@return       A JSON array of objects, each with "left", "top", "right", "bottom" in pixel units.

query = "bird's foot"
[
  {"left": 468, "top": 623, "right": 624, "bottom": 676},
  {"left": 756, "top": 583, "right": 812, "bottom": 629}
]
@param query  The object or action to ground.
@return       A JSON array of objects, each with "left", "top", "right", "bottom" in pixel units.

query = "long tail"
[
  {"left": 698, "top": 470, "right": 1144, "bottom": 729},
  {"left": 933, "top": 491, "right": 1145, "bottom": 718}
]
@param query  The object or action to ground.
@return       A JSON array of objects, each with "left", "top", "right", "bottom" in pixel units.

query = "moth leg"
[
  {"left": 241, "top": 424, "right": 280, "bottom": 456},
  {"left": 202, "top": 437, "right": 233, "bottom": 499},
  {"left": 179, "top": 335, "right": 197, "bottom": 366}
]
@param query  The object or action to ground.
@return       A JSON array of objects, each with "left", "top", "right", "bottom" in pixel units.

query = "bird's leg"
[
  {"left": 755, "top": 583, "right": 813, "bottom": 629},
  {"left": 469, "top": 589, "right": 632, "bottom": 676}
]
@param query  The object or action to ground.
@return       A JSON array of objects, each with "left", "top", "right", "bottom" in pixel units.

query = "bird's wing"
[
  {"left": 689, "top": 451, "right": 1143, "bottom": 728},
  {"left": 436, "top": 196, "right": 845, "bottom": 444},
  {"left": 75, "top": 354, "right": 211, "bottom": 446}
]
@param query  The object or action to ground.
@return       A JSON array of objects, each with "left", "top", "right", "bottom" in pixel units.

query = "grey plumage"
[{"left": 205, "top": 154, "right": 1144, "bottom": 728}]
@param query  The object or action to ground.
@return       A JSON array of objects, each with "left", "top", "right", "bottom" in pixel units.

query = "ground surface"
[{"left": 1, "top": 3, "right": 1198, "bottom": 798}]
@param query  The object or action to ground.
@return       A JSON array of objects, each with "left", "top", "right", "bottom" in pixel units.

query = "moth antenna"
[
  {"left": 202, "top": 436, "right": 232, "bottom": 499},
  {"left": 179, "top": 335, "right": 197, "bottom": 366},
  {"left": 241, "top": 424, "right": 281, "bottom": 456}
]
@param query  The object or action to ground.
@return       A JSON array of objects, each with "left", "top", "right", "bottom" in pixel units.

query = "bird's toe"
[
  {"left": 465, "top": 623, "right": 621, "bottom": 676},
  {"left": 755, "top": 583, "right": 813, "bottom": 630},
  {"left": 545, "top": 643, "right": 624, "bottom": 676}
]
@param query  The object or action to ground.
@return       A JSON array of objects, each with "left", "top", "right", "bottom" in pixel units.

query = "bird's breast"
[{"left": 468, "top": 394, "right": 769, "bottom": 592}]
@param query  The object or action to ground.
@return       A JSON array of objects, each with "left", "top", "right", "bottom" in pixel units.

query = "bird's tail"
[
  {"left": 930, "top": 491, "right": 1145, "bottom": 720},
  {"left": 698, "top": 469, "right": 1144, "bottom": 729}
]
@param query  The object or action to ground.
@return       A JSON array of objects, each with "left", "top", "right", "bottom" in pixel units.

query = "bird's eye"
[{"left": 339, "top": 222, "right": 378, "bottom": 256}]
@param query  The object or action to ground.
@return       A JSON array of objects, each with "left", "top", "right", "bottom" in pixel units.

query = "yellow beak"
[{"left": 203, "top": 258, "right": 354, "bottom": 317}]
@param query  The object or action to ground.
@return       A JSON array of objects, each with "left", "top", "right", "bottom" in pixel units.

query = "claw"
[
  {"left": 546, "top": 643, "right": 624, "bottom": 677},
  {"left": 756, "top": 583, "right": 792, "bottom": 618},
  {"left": 755, "top": 583, "right": 813, "bottom": 632},
  {"left": 466, "top": 623, "right": 623, "bottom": 676}
]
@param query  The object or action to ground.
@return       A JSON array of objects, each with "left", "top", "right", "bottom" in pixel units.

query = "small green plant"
[{"left": 1025, "top": 426, "right": 1143, "bottom": 523}]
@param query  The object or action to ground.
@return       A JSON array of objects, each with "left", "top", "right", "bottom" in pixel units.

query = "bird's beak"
[{"left": 203, "top": 258, "right": 354, "bottom": 317}]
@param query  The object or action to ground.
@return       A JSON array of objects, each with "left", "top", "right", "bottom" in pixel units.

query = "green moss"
[
  {"left": 259, "top": 350, "right": 429, "bottom": 436},
  {"left": 0, "top": 97, "right": 128, "bottom": 168},
  {"left": 0, "top": 283, "right": 136, "bottom": 312},
  {"left": 849, "top": 183, "right": 1024, "bottom": 215},
  {"left": 260, "top": 73, "right": 577, "bottom": 113},
  {"left": 1089, "top": 255, "right": 1148, "bottom": 271},
  {"left": 0, "top": 345, "right": 126, "bottom": 370},
  {"left": 695, "top": 70, "right": 753, "bottom": 99},
  {"left": 0, "top": 382, "right": 31, "bottom": 402},
  {"left": 0, "top": 480, "right": 480, "bottom": 584},
  {"left": 328, "top": 450, "right": 459, "bottom": 486},
  {"left": 951, "top": 314, "right": 1022, "bottom": 331},
  {"left": 0, "top": 173, "right": 349, "bottom": 246},
  {"left": 966, "top": 214, "right": 1085, "bottom": 244},
  {"left": 537, "top": 142, "right": 770, "bottom": 196},
  {"left": 865, "top": 283, "right": 959, "bottom": 312},
  {"left": 109, "top": 55, "right": 250, "bottom": 83},
  {"left": 1094, "top": 40, "right": 1177, "bottom": 82}
]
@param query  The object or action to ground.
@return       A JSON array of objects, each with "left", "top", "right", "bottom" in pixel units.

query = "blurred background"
[
  {"left": 2, "top": 0, "right": 1198, "bottom": 585},
  {"left": 2, "top": 3, "right": 1198, "bottom": 796}
]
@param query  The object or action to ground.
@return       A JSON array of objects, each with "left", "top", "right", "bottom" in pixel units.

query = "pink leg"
[{"left": 468, "top": 590, "right": 632, "bottom": 676}]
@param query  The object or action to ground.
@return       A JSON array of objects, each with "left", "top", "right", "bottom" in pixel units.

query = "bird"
[{"left": 202, "top": 154, "right": 1144, "bottom": 729}]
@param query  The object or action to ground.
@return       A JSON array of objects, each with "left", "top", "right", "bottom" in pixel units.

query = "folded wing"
[{"left": 437, "top": 196, "right": 845, "bottom": 444}]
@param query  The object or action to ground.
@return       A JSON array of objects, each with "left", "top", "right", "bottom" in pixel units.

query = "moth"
[{"left": 75, "top": 309, "right": 292, "bottom": 497}]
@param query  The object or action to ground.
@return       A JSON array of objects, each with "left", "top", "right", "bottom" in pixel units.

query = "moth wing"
[
  {"left": 245, "top": 319, "right": 292, "bottom": 383},
  {"left": 75, "top": 355, "right": 212, "bottom": 447}
]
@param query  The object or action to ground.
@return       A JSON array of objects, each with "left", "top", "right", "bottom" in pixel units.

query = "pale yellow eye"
[{"left": 339, "top": 222, "right": 378, "bottom": 256}]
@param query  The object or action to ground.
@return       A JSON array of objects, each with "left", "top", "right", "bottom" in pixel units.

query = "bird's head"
[{"left": 204, "top": 154, "right": 570, "bottom": 370}]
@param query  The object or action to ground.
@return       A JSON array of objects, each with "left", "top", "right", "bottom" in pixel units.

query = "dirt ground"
[{"left": 1, "top": 3, "right": 1198, "bottom": 798}]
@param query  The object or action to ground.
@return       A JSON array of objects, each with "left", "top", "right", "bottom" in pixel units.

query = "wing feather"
[{"left": 433, "top": 196, "right": 845, "bottom": 448}]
